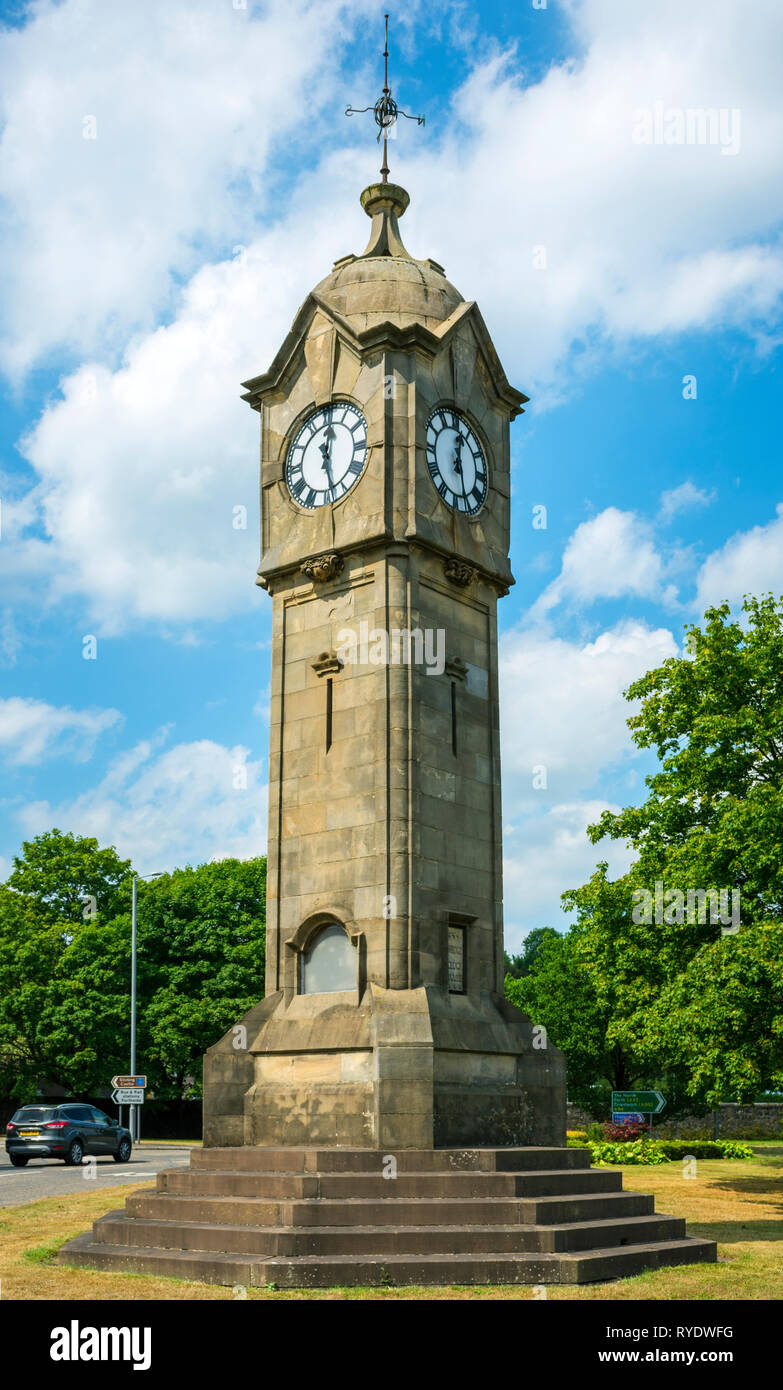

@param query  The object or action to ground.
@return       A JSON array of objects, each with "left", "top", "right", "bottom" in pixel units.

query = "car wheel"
[
  {"left": 113, "top": 1137, "right": 132, "bottom": 1163},
  {"left": 9, "top": 1153, "right": 29, "bottom": 1167},
  {"left": 65, "top": 1139, "right": 84, "bottom": 1166}
]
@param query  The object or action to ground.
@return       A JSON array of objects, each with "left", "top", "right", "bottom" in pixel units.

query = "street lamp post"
[{"left": 130, "top": 872, "right": 162, "bottom": 1143}]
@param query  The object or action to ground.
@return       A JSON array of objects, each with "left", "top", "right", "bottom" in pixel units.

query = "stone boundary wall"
[{"left": 566, "top": 1101, "right": 782, "bottom": 1138}]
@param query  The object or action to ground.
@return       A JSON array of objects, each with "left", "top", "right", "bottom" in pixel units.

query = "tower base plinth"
[{"left": 203, "top": 986, "right": 566, "bottom": 1151}]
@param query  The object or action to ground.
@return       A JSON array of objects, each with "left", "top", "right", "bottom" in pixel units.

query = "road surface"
[{"left": 0, "top": 1143, "right": 193, "bottom": 1207}]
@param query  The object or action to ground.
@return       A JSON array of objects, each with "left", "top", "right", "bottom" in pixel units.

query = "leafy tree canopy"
[
  {"left": 588, "top": 596, "right": 783, "bottom": 925},
  {"left": 7, "top": 828, "right": 131, "bottom": 925},
  {"left": 504, "top": 927, "right": 559, "bottom": 979},
  {"left": 507, "top": 597, "right": 783, "bottom": 1107},
  {"left": 0, "top": 834, "right": 266, "bottom": 1102}
]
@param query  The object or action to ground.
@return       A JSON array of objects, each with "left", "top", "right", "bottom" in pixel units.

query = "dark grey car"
[{"left": 5, "top": 1103, "right": 132, "bottom": 1166}]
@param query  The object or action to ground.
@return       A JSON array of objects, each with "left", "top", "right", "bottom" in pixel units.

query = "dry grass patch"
[{"left": 2, "top": 1151, "right": 781, "bottom": 1301}]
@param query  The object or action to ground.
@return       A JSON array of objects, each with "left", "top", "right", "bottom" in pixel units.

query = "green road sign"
[{"left": 611, "top": 1089, "right": 665, "bottom": 1114}]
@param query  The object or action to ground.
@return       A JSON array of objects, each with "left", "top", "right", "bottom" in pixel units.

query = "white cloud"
[
  {"left": 499, "top": 618, "right": 678, "bottom": 935},
  {"left": 659, "top": 481, "right": 715, "bottom": 521},
  {"left": 0, "top": 696, "right": 121, "bottom": 766},
  {"left": 8, "top": 163, "right": 379, "bottom": 631},
  {"left": 500, "top": 618, "right": 677, "bottom": 815},
  {"left": 4, "top": 0, "right": 783, "bottom": 629},
  {"left": 404, "top": 0, "right": 783, "bottom": 398},
  {"left": 695, "top": 503, "right": 783, "bottom": 611},
  {"left": 17, "top": 733, "right": 267, "bottom": 873},
  {"left": 533, "top": 508, "right": 676, "bottom": 614},
  {"left": 0, "top": 0, "right": 375, "bottom": 377},
  {"left": 503, "top": 801, "right": 634, "bottom": 944},
  {"left": 0, "top": 609, "right": 22, "bottom": 665}
]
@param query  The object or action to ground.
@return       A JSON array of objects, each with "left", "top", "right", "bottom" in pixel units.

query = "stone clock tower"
[
  {"left": 59, "top": 26, "right": 714, "bottom": 1286},
  {"left": 203, "top": 179, "right": 565, "bottom": 1150}
]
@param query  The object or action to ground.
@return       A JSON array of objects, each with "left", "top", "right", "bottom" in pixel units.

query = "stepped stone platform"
[{"left": 59, "top": 1146, "right": 717, "bottom": 1287}]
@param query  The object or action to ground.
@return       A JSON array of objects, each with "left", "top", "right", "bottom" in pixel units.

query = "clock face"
[
  {"left": 286, "top": 403, "right": 367, "bottom": 509},
  {"left": 425, "top": 408, "right": 487, "bottom": 515}
]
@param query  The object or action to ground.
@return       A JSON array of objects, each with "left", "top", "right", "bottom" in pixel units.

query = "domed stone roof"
[{"left": 313, "top": 182, "right": 465, "bottom": 333}]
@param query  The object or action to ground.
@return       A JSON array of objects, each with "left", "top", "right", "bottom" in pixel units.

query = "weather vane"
[{"left": 345, "top": 12, "right": 425, "bottom": 184}]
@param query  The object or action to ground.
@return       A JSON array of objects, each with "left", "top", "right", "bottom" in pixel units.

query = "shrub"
[
  {"left": 601, "top": 1120, "right": 651, "bottom": 1143},
  {"left": 589, "top": 1140, "right": 670, "bottom": 1166},
  {"left": 588, "top": 1138, "right": 754, "bottom": 1165},
  {"left": 566, "top": 1129, "right": 588, "bottom": 1145},
  {"left": 655, "top": 1139, "right": 753, "bottom": 1159}
]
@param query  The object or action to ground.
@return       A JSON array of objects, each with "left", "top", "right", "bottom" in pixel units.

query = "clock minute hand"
[
  {"left": 319, "top": 426, "right": 336, "bottom": 489},
  {"left": 453, "top": 430, "right": 468, "bottom": 505}
]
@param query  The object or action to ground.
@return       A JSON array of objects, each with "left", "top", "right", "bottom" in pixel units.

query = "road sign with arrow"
[
  {"left": 611, "top": 1090, "right": 666, "bottom": 1114},
  {"left": 113, "top": 1087, "right": 144, "bottom": 1105}
]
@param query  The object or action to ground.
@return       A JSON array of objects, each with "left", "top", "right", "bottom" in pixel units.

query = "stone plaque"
[{"left": 448, "top": 925, "right": 465, "bottom": 993}]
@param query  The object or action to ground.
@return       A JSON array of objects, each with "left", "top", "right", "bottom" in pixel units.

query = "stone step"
[
  {"left": 126, "top": 1188, "right": 653, "bottom": 1229},
  {"left": 60, "top": 1231, "right": 259, "bottom": 1287},
  {"left": 92, "top": 1210, "right": 687, "bottom": 1259},
  {"left": 554, "top": 1237, "right": 718, "bottom": 1285},
  {"left": 191, "top": 1146, "right": 591, "bottom": 1174},
  {"left": 539, "top": 1212, "right": 687, "bottom": 1252},
  {"left": 60, "top": 1231, "right": 716, "bottom": 1287},
  {"left": 158, "top": 1167, "right": 622, "bottom": 1201},
  {"left": 256, "top": 1238, "right": 718, "bottom": 1287}
]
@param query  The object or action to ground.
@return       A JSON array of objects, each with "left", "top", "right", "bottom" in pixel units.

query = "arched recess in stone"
[
  {"left": 300, "top": 921, "right": 356, "bottom": 994},
  {"left": 285, "top": 911, "right": 363, "bottom": 998}
]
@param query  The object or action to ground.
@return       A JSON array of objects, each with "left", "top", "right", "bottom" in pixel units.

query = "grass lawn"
[{"left": 1, "top": 1148, "right": 781, "bottom": 1301}]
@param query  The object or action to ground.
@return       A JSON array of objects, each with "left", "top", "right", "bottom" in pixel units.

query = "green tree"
[
  {"left": 506, "top": 923, "right": 641, "bottom": 1103},
  {"left": 645, "top": 922, "right": 783, "bottom": 1104},
  {"left": 7, "top": 828, "right": 132, "bottom": 924},
  {"left": 0, "top": 835, "right": 266, "bottom": 1103},
  {"left": 0, "top": 832, "right": 134, "bottom": 1098},
  {"left": 504, "top": 927, "right": 559, "bottom": 979},
  {"left": 135, "top": 857, "right": 266, "bottom": 1099},
  {"left": 0, "top": 880, "right": 130, "bottom": 1099},
  {"left": 575, "top": 595, "right": 783, "bottom": 1103},
  {"left": 588, "top": 596, "right": 783, "bottom": 925}
]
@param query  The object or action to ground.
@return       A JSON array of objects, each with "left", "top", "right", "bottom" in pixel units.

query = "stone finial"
[
  {"left": 312, "top": 651, "right": 343, "bottom": 678},
  {"left": 301, "top": 552, "right": 345, "bottom": 583},
  {"left": 444, "top": 558, "right": 477, "bottom": 587},
  {"left": 359, "top": 183, "right": 412, "bottom": 260}
]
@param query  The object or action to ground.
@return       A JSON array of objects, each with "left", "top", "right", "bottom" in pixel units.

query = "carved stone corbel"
[
  {"left": 312, "top": 651, "right": 343, "bottom": 678},
  {"left": 301, "top": 552, "right": 345, "bottom": 583},
  {"left": 444, "top": 558, "right": 477, "bottom": 587}
]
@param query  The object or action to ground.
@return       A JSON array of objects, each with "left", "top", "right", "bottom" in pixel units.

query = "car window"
[
  {"left": 11, "top": 1107, "right": 57, "bottom": 1122},
  {"left": 90, "top": 1108, "right": 113, "bottom": 1125},
  {"left": 65, "top": 1105, "right": 93, "bottom": 1122}
]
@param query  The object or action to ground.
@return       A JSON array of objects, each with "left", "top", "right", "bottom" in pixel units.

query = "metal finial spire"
[{"left": 345, "top": 12, "right": 425, "bottom": 184}]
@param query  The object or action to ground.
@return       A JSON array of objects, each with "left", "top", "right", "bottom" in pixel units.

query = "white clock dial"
[
  {"left": 286, "top": 403, "right": 367, "bottom": 509},
  {"left": 425, "top": 408, "right": 487, "bottom": 515}
]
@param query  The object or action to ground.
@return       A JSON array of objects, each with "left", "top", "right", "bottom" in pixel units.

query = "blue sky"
[{"left": 0, "top": 0, "right": 781, "bottom": 945}]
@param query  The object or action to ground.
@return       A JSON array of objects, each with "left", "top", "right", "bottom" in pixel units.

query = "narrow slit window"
[
  {"left": 451, "top": 680, "right": 457, "bottom": 756},
  {"left": 448, "top": 923, "right": 467, "bottom": 994},
  {"left": 326, "top": 677, "right": 333, "bottom": 752}
]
